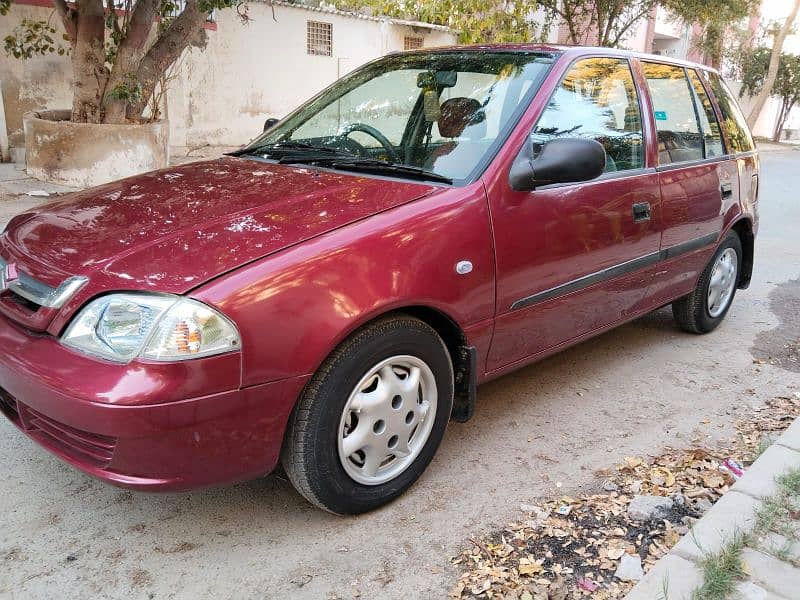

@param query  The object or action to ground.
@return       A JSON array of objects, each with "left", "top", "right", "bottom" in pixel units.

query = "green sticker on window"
[{"left": 654, "top": 111, "right": 667, "bottom": 120}]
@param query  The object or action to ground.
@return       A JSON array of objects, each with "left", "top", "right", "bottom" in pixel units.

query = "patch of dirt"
[
  {"left": 154, "top": 541, "right": 198, "bottom": 554},
  {"left": 752, "top": 278, "right": 800, "bottom": 372}
]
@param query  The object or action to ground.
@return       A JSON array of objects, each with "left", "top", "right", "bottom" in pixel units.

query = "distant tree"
[
  {"left": 662, "top": 0, "right": 756, "bottom": 68},
  {"left": 338, "top": 0, "right": 551, "bottom": 44},
  {"left": 745, "top": 0, "right": 800, "bottom": 128},
  {"left": 2, "top": 0, "right": 248, "bottom": 124},
  {"left": 536, "top": 0, "right": 658, "bottom": 47},
  {"left": 737, "top": 46, "right": 800, "bottom": 141}
]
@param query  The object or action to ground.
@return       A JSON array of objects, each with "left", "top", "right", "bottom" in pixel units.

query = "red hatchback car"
[{"left": 0, "top": 45, "right": 758, "bottom": 514}]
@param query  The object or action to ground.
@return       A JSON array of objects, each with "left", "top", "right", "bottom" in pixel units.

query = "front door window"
[{"left": 532, "top": 57, "right": 644, "bottom": 173}]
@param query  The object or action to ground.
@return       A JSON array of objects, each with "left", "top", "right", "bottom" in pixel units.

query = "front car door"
[{"left": 485, "top": 56, "right": 662, "bottom": 373}]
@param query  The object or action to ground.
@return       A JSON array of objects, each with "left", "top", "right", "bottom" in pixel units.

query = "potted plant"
[{"left": 2, "top": 0, "right": 240, "bottom": 187}]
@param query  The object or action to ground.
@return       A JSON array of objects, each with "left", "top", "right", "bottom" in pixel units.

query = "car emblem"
[{"left": 0, "top": 262, "right": 18, "bottom": 292}]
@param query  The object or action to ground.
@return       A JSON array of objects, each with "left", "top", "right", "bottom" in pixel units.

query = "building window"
[
  {"left": 307, "top": 21, "right": 332, "bottom": 56},
  {"left": 404, "top": 36, "right": 424, "bottom": 50}
]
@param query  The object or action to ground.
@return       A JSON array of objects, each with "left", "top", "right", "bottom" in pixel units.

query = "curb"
[{"left": 625, "top": 416, "right": 800, "bottom": 600}]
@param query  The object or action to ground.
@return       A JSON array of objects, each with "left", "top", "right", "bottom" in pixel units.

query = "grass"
[
  {"left": 777, "top": 468, "right": 800, "bottom": 495},
  {"left": 690, "top": 467, "right": 800, "bottom": 599},
  {"left": 754, "top": 435, "right": 773, "bottom": 460},
  {"left": 755, "top": 467, "right": 800, "bottom": 542},
  {"left": 691, "top": 530, "right": 750, "bottom": 600}
]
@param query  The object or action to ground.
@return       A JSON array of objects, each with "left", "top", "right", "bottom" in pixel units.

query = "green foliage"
[
  {"left": 106, "top": 73, "right": 144, "bottom": 104},
  {"left": 3, "top": 18, "right": 69, "bottom": 59},
  {"left": 664, "top": 0, "right": 757, "bottom": 63},
  {"left": 692, "top": 530, "right": 749, "bottom": 600},
  {"left": 736, "top": 46, "right": 800, "bottom": 105},
  {"left": 336, "top": 0, "right": 551, "bottom": 44},
  {"left": 537, "top": 0, "right": 658, "bottom": 47},
  {"left": 0, "top": 0, "right": 10, "bottom": 16}
]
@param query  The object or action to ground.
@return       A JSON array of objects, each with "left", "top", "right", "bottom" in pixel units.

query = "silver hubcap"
[
  {"left": 707, "top": 248, "right": 737, "bottom": 318},
  {"left": 337, "top": 355, "right": 437, "bottom": 486}
]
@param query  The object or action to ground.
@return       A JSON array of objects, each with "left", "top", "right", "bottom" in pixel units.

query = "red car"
[{"left": 0, "top": 45, "right": 758, "bottom": 514}]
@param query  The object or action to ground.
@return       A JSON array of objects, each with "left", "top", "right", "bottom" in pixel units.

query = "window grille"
[
  {"left": 404, "top": 36, "right": 424, "bottom": 50},
  {"left": 307, "top": 21, "right": 333, "bottom": 56}
]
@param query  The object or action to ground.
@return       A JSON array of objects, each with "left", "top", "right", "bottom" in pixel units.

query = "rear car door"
[
  {"left": 704, "top": 70, "right": 759, "bottom": 237},
  {"left": 486, "top": 56, "right": 662, "bottom": 372},
  {"left": 640, "top": 62, "right": 738, "bottom": 306}
]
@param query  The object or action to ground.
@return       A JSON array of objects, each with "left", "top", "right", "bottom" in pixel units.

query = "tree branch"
[
  {"left": 747, "top": 0, "right": 800, "bottom": 127},
  {"left": 53, "top": 0, "right": 77, "bottom": 39},
  {"left": 126, "top": 0, "right": 209, "bottom": 120}
]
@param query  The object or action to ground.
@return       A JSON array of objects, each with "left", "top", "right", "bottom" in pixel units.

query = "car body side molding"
[{"left": 510, "top": 232, "right": 719, "bottom": 311}]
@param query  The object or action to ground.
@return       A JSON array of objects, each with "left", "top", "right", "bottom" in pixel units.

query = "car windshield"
[{"left": 240, "top": 51, "right": 556, "bottom": 184}]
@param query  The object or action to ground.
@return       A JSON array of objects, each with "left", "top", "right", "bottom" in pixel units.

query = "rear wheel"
[
  {"left": 281, "top": 315, "right": 453, "bottom": 514},
  {"left": 672, "top": 231, "right": 742, "bottom": 333}
]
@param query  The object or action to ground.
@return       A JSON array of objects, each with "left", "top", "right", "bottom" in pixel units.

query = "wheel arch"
[
  {"left": 311, "top": 303, "right": 476, "bottom": 422},
  {"left": 729, "top": 218, "right": 754, "bottom": 289}
]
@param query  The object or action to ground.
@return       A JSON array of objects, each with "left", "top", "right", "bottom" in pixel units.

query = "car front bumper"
[{"left": 0, "top": 313, "right": 307, "bottom": 491}]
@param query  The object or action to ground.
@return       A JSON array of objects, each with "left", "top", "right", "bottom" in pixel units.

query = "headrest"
[{"left": 438, "top": 97, "right": 484, "bottom": 138}]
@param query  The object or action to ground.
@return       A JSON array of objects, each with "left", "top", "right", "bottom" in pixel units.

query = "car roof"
[{"left": 402, "top": 43, "right": 719, "bottom": 75}]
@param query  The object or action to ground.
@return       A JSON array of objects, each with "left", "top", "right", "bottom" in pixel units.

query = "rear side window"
[
  {"left": 642, "top": 63, "right": 703, "bottom": 165},
  {"left": 687, "top": 70, "right": 724, "bottom": 158},
  {"left": 704, "top": 71, "right": 755, "bottom": 153},
  {"left": 531, "top": 57, "right": 644, "bottom": 173}
]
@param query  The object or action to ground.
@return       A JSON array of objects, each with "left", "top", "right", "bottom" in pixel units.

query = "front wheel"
[
  {"left": 281, "top": 315, "right": 453, "bottom": 514},
  {"left": 672, "top": 231, "right": 742, "bottom": 333}
]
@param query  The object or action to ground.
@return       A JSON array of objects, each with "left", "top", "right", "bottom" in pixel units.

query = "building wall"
[
  {"left": 0, "top": 3, "right": 75, "bottom": 155},
  {"left": 0, "top": 1, "right": 456, "bottom": 157},
  {"left": 167, "top": 3, "right": 455, "bottom": 147}
]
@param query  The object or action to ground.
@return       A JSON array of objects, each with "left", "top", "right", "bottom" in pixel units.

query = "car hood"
[{"left": 2, "top": 157, "right": 439, "bottom": 294}]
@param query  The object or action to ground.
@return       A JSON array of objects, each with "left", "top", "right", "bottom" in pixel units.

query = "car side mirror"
[
  {"left": 509, "top": 138, "right": 606, "bottom": 191},
  {"left": 263, "top": 117, "right": 280, "bottom": 132}
]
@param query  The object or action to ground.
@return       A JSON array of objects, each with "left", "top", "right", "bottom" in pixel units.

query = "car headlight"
[{"left": 61, "top": 293, "right": 240, "bottom": 363}]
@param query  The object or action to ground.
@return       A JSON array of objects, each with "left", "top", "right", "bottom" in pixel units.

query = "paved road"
[{"left": 1, "top": 151, "right": 800, "bottom": 600}]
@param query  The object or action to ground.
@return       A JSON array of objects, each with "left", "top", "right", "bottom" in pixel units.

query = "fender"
[{"left": 193, "top": 181, "right": 496, "bottom": 388}]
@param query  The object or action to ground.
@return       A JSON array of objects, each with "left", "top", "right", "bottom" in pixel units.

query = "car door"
[
  {"left": 486, "top": 56, "right": 662, "bottom": 372},
  {"left": 638, "top": 63, "right": 738, "bottom": 307},
  {"left": 703, "top": 70, "right": 759, "bottom": 238}
]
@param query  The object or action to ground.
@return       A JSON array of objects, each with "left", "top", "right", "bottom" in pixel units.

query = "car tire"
[
  {"left": 280, "top": 315, "right": 454, "bottom": 514},
  {"left": 672, "top": 231, "right": 742, "bottom": 334}
]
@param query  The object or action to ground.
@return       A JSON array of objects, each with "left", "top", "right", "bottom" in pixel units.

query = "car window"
[
  {"left": 254, "top": 52, "right": 555, "bottom": 184},
  {"left": 703, "top": 71, "right": 755, "bottom": 153},
  {"left": 687, "top": 69, "right": 725, "bottom": 158},
  {"left": 531, "top": 57, "right": 644, "bottom": 173},
  {"left": 642, "top": 63, "right": 704, "bottom": 165},
  {"left": 292, "top": 69, "right": 421, "bottom": 149},
  {"left": 429, "top": 71, "right": 508, "bottom": 144}
]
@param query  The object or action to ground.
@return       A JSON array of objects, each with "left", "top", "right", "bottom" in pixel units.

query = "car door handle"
[
  {"left": 720, "top": 183, "right": 733, "bottom": 199},
  {"left": 632, "top": 202, "right": 651, "bottom": 223}
]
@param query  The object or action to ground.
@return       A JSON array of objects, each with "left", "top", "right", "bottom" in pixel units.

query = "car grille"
[{"left": 16, "top": 402, "right": 117, "bottom": 468}]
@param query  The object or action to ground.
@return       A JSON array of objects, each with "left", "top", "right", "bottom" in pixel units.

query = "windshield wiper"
[
  {"left": 226, "top": 141, "right": 352, "bottom": 158},
  {"left": 232, "top": 145, "right": 452, "bottom": 184},
  {"left": 329, "top": 159, "right": 453, "bottom": 184}
]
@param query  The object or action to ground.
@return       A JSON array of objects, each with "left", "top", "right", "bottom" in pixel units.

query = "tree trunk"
[
  {"left": 772, "top": 99, "right": 796, "bottom": 142},
  {"left": 707, "top": 24, "right": 723, "bottom": 70},
  {"left": 126, "top": 0, "right": 208, "bottom": 121},
  {"left": 772, "top": 101, "right": 787, "bottom": 141},
  {"left": 103, "top": 0, "right": 158, "bottom": 123},
  {"left": 747, "top": 0, "right": 800, "bottom": 128},
  {"left": 70, "top": 0, "right": 107, "bottom": 123}
]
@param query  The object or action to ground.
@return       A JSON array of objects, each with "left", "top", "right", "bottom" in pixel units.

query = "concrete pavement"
[
  {"left": 626, "top": 417, "right": 800, "bottom": 599},
  {"left": 0, "top": 163, "right": 77, "bottom": 229}
]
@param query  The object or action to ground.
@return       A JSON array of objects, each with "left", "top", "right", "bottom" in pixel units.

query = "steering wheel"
[{"left": 336, "top": 123, "right": 400, "bottom": 163}]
